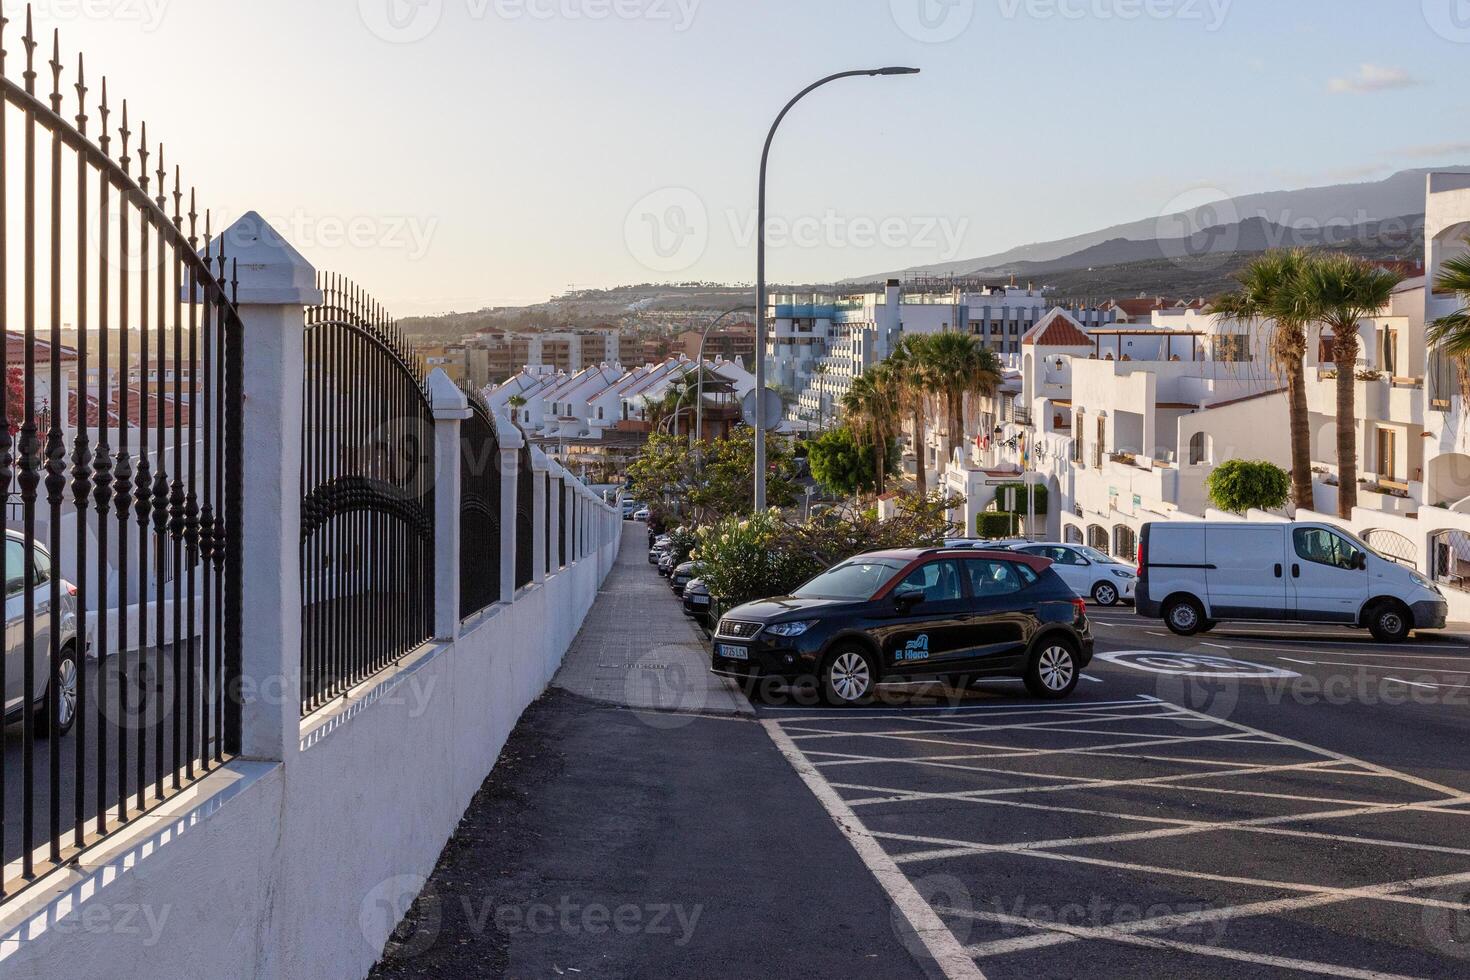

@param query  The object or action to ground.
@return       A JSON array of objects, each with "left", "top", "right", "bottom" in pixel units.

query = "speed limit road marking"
[{"left": 1097, "top": 651, "right": 1301, "bottom": 679}]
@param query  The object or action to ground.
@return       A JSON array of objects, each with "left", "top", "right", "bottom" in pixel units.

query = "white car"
[
  {"left": 3, "top": 531, "right": 83, "bottom": 736},
  {"left": 633, "top": 507, "right": 651, "bottom": 522},
  {"left": 1137, "top": 521, "right": 1447, "bottom": 642},
  {"left": 1013, "top": 542, "right": 1137, "bottom": 606}
]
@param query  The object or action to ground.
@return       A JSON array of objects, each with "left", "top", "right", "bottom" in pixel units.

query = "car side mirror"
[
  {"left": 1354, "top": 553, "right": 1368, "bottom": 571},
  {"left": 894, "top": 587, "right": 925, "bottom": 610}
]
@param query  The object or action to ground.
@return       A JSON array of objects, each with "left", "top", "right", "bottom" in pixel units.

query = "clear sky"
[{"left": 26, "top": 0, "right": 1470, "bottom": 316}]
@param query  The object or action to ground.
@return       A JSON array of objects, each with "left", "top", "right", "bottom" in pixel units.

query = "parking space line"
[
  {"left": 952, "top": 905, "right": 1435, "bottom": 979},
  {"left": 760, "top": 719, "right": 987, "bottom": 980},
  {"left": 1163, "top": 701, "right": 1470, "bottom": 798},
  {"left": 812, "top": 731, "right": 1275, "bottom": 768},
  {"left": 782, "top": 708, "right": 1186, "bottom": 740},
  {"left": 756, "top": 697, "right": 1157, "bottom": 720}
]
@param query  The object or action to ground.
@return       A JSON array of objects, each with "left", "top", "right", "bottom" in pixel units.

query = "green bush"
[
  {"left": 976, "top": 513, "right": 1016, "bottom": 538},
  {"left": 1206, "top": 460, "right": 1291, "bottom": 514},
  {"left": 992, "top": 482, "right": 1048, "bottom": 516},
  {"left": 693, "top": 495, "right": 961, "bottom": 608}
]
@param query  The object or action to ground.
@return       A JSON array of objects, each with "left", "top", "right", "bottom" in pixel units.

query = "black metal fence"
[
  {"left": 300, "top": 276, "right": 434, "bottom": 715},
  {"left": 1, "top": 9, "right": 244, "bottom": 901},
  {"left": 557, "top": 478, "right": 567, "bottom": 568},
  {"left": 514, "top": 443, "right": 534, "bottom": 590},
  {"left": 460, "top": 398, "right": 501, "bottom": 619}
]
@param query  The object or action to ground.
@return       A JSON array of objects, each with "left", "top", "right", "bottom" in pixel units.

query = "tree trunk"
[
  {"left": 1334, "top": 340, "right": 1359, "bottom": 517},
  {"left": 912, "top": 407, "right": 928, "bottom": 498},
  {"left": 873, "top": 437, "right": 886, "bottom": 497},
  {"left": 1285, "top": 360, "right": 1314, "bottom": 512}
]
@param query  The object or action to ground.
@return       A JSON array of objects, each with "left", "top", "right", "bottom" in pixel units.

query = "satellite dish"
[{"left": 742, "top": 388, "right": 784, "bottom": 429}]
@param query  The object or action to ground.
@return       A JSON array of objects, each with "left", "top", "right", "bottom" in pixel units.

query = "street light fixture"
[
  {"left": 754, "top": 67, "right": 920, "bottom": 511},
  {"left": 671, "top": 304, "right": 755, "bottom": 451}
]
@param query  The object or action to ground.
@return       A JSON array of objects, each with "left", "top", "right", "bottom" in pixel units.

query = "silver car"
[{"left": 3, "top": 531, "right": 82, "bottom": 736}]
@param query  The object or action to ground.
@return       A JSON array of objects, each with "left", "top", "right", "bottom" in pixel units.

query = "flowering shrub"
[{"left": 693, "top": 495, "right": 960, "bottom": 609}]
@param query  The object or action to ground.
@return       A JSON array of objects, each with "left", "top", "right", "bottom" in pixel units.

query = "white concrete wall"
[{"left": 0, "top": 526, "right": 621, "bottom": 980}]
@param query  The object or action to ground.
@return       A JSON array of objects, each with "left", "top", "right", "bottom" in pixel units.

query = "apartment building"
[
  {"left": 767, "top": 279, "right": 1116, "bottom": 430},
  {"left": 676, "top": 323, "right": 756, "bottom": 368},
  {"left": 960, "top": 172, "right": 1470, "bottom": 601},
  {"left": 469, "top": 328, "right": 629, "bottom": 385}
]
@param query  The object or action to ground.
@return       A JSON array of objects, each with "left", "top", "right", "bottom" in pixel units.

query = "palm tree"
[
  {"left": 887, "top": 335, "right": 934, "bottom": 497},
  {"left": 922, "top": 330, "right": 1003, "bottom": 472},
  {"left": 1297, "top": 253, "right": 1402, "bottom": 516},
  {"left": 1213, "top": 249, "right": 1314, "bottom": 511},
  {"left": 1427, "top": 236, "right": 1470, "bottom": 406},
  {"left": 841, "top": 364, "right": 902, "bottom": 497}
]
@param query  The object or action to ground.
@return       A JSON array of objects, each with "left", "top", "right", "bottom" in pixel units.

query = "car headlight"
[
  {"left": 1111, "top": 569, "right": 1135, "bottom": 579},
  {"left": 1410, "top": 570, "right": 1432, "bottom": 589},
  {"left": 766, "top": 621, "right": 816, "bottom": 637}
]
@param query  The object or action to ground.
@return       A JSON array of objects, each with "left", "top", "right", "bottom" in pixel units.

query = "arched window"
[
  {"left": 1114, "top": 525, "right": 1138, "bottom": 562},
  {"left": 1189, "top": 431, "right": 1210, "bottom": 465},
  {"left": 1064, "top": 524, "right": 1083, "bottom": 545}
]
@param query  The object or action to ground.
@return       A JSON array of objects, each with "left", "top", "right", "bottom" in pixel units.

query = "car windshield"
[
  {"left": 1076, "top": 546, "right": 1116, "bottom": 564},
  {"left": 792, "top": 559, "right": 907, "bottom": 600}
]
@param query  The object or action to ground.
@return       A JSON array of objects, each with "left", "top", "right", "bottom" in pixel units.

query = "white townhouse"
[
  {"left": 484, "top": 366, "right": 564, "bottom": 430},
  {"left": 968, "top": 172, "right": 1470, "bottom": 621}
]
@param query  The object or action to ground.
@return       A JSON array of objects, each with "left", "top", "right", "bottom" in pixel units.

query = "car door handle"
[
  {"left": 1274, "top": 564, "right": 1282, "bottom": 578},
  {"left": 1292, "top": 564, "right": 1301, "bottom": 578}
]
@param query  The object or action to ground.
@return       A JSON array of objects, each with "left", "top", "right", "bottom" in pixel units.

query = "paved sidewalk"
[{"left": 553, "top": 524, "right": 752, "bottom": 717}]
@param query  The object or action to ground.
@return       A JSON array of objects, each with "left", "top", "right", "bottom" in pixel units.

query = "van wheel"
[
  {"left": 1092, "top": 581, "right": 1119, "bottom": 606},
  {"left": 821, "top": 647, "right": 877, "bottom": 706},
  {"left": 1163, "top": 597, "right": 1205, "bottom": 636},
  {"left": 1367, "top": 602, "right": 1412, "bottom": 643},
  {"left": 1025, "top": 640, "right": 1079, "bottom": 699}
]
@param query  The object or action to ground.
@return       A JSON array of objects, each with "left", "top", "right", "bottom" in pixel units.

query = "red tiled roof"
[
  {"left": 68, "top": 387, "right": 192, "bottom": 429},
  {"left": 1022, "top": 310, "right": 1092, "bottom": 348},
  {"left": 7, "top": 332, "right": 79, "bottom": 363}
]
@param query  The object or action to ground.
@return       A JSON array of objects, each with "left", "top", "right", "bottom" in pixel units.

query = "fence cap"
[
  {"left": 427, "top": 369, "right": 473, "bottom": 420},
  {"left": 202, "top": 212, "right": 324, "bottom": 306},
  {"left": 529, "top": 445, "right": 551, "bottom": 473},
  {"left": 546, "top": 459, "right": 568, "bottom": 480},
  {"left": 492, "top": 409, "right": 525, "bottom": 450}
]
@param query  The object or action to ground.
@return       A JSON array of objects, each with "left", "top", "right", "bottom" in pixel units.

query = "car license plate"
[
  {"left": 717, "top": 644, "right": 748, "bottom": 661},
  {"left": 691, "top": 595, "right": 709, "bottom": 605}
]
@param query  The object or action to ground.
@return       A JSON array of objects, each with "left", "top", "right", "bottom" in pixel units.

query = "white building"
[
  {"left": 958, "top": 172, "right": 1470, "bottom": 621},
  {"left": 767, "top": 279, "right": 1116, "bottom": 431}
]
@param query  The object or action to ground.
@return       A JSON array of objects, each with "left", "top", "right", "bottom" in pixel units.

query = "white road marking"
[
  {"left": 755, "top": 697, "right": 1154, "bottom": 720},
  {"left": 1279, "top": 657, "right": 1318, "bottom": 665},
  {"left": 760, "top": 719, "right": 986, "bottom": 980},
  {"left": 952, "top": 904, "right": 1435, "bottom": 978},
  {"left": 1384, "top": 676, "right": 1441, "bottom": 690},
  {"left": 1081, "top": 673, "right": 1104, "bottom": 683},
  {"left": 1200, "top": 642, "right": 1232, "bottom": 650}
]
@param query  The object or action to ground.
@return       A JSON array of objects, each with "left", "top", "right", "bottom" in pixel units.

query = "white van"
[{"left": 1136, "top": 521, "right": 1447, "bottom": 642}]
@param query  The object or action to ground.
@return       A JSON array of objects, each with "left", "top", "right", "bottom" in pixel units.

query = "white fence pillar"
[
  {"left": 222, "top": 212, "right": 318, "bottom": 762},
  {"left": 531, "top": 447, "right": 549, "bottom": 585},
  {"left": 428, "top": 370, "right": 470, "bottom": 640},
  {"left": 494, "top": 412, "right": 523, "bottom": 603},
  {"left": 563, "top": 471, "right": 575, "bottom": 564}
]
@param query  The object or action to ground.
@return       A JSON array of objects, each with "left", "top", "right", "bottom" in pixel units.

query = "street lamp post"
[
  {"left": 754, "top": 66, "right": 920, "bottom": 512},
  {"left": 689, "top": 305, "right": 754, "bottom": 450}
]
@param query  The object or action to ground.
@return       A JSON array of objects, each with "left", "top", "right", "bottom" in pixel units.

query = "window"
[
  {"left": 1189, "top": 431, "right": 1209, "bottom": 465},
  {"left": 1293, "top": 527, "right": 1364, "bottom": 571},
  {"left": 32, "top": 544, "right": 51, "bottom": 585},
  {"left": 1051, "top": 547, "right": 1086, "bottom": 566},
  {"left": 792, "top": 559, "right": 906, "bottom": 600},
  {"left": 897, "top": 560, "right": 963, "bottom": 602},
  {"left": 966, "top": 559, "right": 1027, "bottom": 597},
  {"left": 5, "top": 538, "right": 25, "bottom": 596}
]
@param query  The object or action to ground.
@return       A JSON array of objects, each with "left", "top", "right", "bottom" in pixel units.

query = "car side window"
[
  {"left": 1050, "top": 547, "right": 1083, "bottom": 565},
  {"left": 898, "top": 560, "right": 963, "bottom": 602},
  {"left": 33, "top": 546, "right": 51, "bottom": 585},
  {"left": 5, "top": 539, "right": 24, "bottom": 596},
  {"left": 1293, "top": 528, "right": 1362, "bottom": 571},
  {"left": 967, "top": 559, "right": 1025, "bottom": 597}
]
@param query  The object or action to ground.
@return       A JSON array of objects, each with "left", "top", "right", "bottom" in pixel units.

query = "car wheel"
[
  {"left": 1368, "top": 602, "right": 1412, "bottom": 643},
  {"left": 1024, "top": 640, "right": 1079, "bottom": 699},
  {"left": 38, "top": 643, "right": 79, "bottom": 738},
  {"left": 821, "top": 647, "right": 877, "bottom": 706},
  {"left": 1163, "top": 596, "right": 1205, "bottom": 636},
  {"left": 1092, "top": 581, "right": 1119, "bottom": 606}
]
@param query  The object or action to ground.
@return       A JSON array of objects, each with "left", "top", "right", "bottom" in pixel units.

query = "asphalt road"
[{"left": 750, "top": 603, "right": 1470, "bottom": 979}]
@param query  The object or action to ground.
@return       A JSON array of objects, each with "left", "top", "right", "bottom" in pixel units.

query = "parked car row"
[{"left": 945, "top": 539, "right": 1138, "bottom": 606}]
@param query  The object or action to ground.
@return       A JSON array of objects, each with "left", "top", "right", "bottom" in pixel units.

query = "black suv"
[{"left": 711, "top": 548, "right": 1093, "bottom": 704}]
